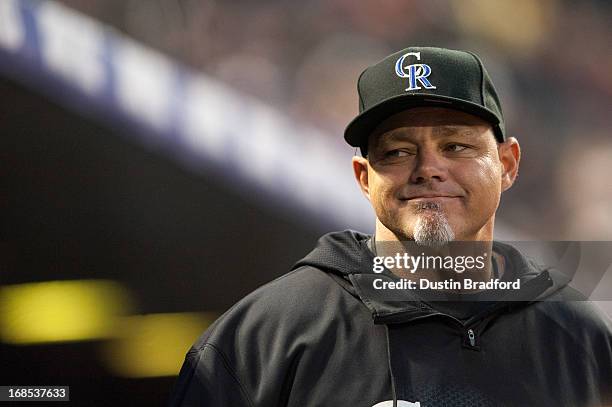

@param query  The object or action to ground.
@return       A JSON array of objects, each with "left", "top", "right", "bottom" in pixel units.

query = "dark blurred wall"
[{"left": 0, "top": 75, "right": 324, "bottom": 405}]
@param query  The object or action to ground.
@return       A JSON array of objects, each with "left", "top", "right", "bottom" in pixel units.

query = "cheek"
[
  {"left": 368, "top": 172, "right": 401, "bottom": 211},
  {"left": 485, "top": 155, "right": 503, "bottom": 186},
  {"left": 470, "top": 156, "right": 503, "bottom": 203}
]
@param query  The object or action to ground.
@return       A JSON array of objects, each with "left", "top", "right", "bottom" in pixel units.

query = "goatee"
[{"left": 412, "top": 202, "right": 455, "bottom": 247}]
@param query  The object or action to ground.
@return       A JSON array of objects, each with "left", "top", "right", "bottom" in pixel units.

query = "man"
[{"left": 170, "top": 47, "right": 612, "bottom": 406}]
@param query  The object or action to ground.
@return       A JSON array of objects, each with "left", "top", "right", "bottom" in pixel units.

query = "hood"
[
  {"left": 292, "top": 229, "right": 373, "bottom": 276},
  {"left": 291, "top": 230, "right": 572, "bottom": 325}
]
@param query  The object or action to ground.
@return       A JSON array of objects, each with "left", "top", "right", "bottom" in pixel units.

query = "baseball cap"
[{"left": 344, "top": 46, "right": 505, "bottom": 153}]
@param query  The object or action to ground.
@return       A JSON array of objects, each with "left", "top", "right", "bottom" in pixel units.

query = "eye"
[
  {"left": 385, "top": 149, "right": 412, "bottom": 158},
  {"left": 445, "top": 144, "right": 469, "bottom": 152}
]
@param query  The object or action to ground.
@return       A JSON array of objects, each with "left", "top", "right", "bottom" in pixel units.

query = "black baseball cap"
[{"left": 344, "top": 46, "right": 505, "bottom": 153}]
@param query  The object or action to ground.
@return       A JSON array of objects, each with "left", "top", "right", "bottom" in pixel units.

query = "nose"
[{"left": 409, "top": 148, "right": 447, "bottom": 184}]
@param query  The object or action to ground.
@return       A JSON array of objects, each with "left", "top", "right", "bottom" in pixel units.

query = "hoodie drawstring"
[{"left": 384, "top": 324, "right": 398, "bottom": 407}]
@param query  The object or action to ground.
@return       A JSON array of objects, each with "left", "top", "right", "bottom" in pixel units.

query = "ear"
[
  {"left": 352, "top": 156, "right": 371, "bottom": 200},
  {"left": 498, "top": 137, "right": 521, "bottom": 192}
]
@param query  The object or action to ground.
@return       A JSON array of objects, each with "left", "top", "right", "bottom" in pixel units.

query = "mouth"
[
  {"left": 398, "top": 196, "right": 463, "bottom": 211},
  {"left": 401, "top": 195, "right": 461, "bottom": 202}
]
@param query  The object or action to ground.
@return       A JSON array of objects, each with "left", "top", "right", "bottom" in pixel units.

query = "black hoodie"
[{"left": 170, "top": 231, "right": 612, "bottom": 407}]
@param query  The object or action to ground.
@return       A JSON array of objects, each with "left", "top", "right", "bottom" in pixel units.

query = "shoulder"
[
  {"left": 192, "top": 266, "right": 364, "bottom": 351},
  {"left": 530, "top": 288, "right": 612, "bottom": 353},
  {"left": 538, "top": 286, "right": 611, "bottom": 329}
]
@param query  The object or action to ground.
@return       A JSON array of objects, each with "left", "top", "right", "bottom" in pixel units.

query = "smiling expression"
[{"left": 353, "top": 107, "right": 520, "bottom": 242}]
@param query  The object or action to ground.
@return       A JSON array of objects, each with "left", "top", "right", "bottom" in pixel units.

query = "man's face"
[{"left": 353, "top": 107, "right": 519, "bottom": 244}]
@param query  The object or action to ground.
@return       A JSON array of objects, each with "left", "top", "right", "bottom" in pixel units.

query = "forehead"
[{"left": 369, "top": 107, "right": 492, "bottom": 146}]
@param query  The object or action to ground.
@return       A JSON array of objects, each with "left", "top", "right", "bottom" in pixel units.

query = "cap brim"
[{"left": 344, "top": 93, "right": 503, "bottom": 148}]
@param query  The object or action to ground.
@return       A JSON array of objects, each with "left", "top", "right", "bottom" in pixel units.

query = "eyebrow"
[
  {"left": 432, "top": 125, "right": 477, "bottom": 138},
  {"left": 380, "top": 125, "right": 478, "bottom": 143}
]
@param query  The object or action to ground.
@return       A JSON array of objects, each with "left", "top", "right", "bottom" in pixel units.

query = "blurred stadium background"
[{"left": 0, "top": 0, "right": 610, "bottom": 405}]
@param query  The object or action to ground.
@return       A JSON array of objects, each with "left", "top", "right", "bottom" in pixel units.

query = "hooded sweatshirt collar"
[{"left": 292, "top": 230, "right": 568, "bottom": 325}]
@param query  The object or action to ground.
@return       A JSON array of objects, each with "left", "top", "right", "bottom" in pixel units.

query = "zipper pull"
[{"left": 467, "top": 329, "right": 476, "bottom": 347}]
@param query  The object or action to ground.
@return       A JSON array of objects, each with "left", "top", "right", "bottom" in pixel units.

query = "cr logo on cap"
[{"left": 395, "top": 52, "right": 436, "bottom": 91}]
